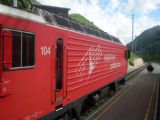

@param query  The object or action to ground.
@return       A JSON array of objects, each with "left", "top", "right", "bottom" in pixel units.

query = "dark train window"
[
  {"left": 56, "top": 38, "right": 63, "bottom": 91},
  {"left": 22, "top": 33, "right": 35, "bottom": 66},
  {"left": 2, "top": 30, "right": 35, "bottom": 69},
  {"left": 12, "top": 31, "right": 21, "bottom": 67}
]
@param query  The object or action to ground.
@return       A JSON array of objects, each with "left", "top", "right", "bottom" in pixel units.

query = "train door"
[
  {"left": 53, "top": 34, "right": 67, "bottom": 108},
  {"left": 0, "top": 28, "right": 12, "bottom": 97}
]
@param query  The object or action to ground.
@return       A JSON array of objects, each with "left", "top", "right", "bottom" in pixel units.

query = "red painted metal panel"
[
  {"left": 0, "top": 10, "right": 128, "bottom": 120},
  {"left": 0, "top": 26, "right": 13, "bottom": 97},
  {"left": 3, "top": 30, "right": 12, "bottom": 69},
  {"left": 0, "top": 80, "right": 12, "bottom": 97},
  {"left": 65, "top": 33, "right": 127, "bottom": 103},
  {"left": 0, "top": 13, "right": 55, "bottom": 120},
  {"left": 67, "top": 37, "right": 123, "bottom": 84},
  {"left": 0, "top": 25, "right": 2, "bottom": 82}
]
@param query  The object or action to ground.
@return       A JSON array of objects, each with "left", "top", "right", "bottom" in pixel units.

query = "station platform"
[{"left": 88, "top": 63, "right": 160, "bottom": 120}]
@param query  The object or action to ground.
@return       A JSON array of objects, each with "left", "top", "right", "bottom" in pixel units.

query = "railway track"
[{"left": 80, "top": 64, "right": 148, "bottom": 120}]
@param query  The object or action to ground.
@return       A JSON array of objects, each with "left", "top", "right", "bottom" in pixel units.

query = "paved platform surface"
[{"left": 89, "top": 63, "right": 160, "bottom": 120}]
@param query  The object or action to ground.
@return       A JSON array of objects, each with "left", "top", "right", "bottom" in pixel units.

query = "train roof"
[
  {"left": 0, "top": 3, "right": 122, "bottom": 44},
  {"left": 33, "top": 4, "right": 70, "bottom": 18}
]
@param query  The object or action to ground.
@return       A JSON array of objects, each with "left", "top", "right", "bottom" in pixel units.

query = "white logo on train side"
[
  {"left": 110, "top": 62, "right": 121, "bottom": 69},
  {"left": 104, "top": 54, "right": 116, "bottom": 62},
  {"left": 75, "top": 45, "right": 103, "bottom": 81},
  {"left": 75, "top": 45, "right": 122, "bottom": 81},
  {"left": 88, "top": 45, "right": 103, "bottom": 74},
  {"left": 103, "top": 54, "right": 121, "bottom": 69}
]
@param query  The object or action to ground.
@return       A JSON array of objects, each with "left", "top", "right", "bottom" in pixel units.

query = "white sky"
[{"left": 37, "top": 0, "right": 160, "bottom": 44}]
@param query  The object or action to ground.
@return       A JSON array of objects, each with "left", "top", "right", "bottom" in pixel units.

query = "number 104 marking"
[{"left": 41, "top": 46, "right": 51, "bottom": 56}]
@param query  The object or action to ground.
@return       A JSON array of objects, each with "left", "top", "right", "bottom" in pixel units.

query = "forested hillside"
[
  {"left": 128, "top": 25, "right": 160, "bottom": 61},
  {"left": 0, "top": 0, "right": 40, "bottom": 10}
]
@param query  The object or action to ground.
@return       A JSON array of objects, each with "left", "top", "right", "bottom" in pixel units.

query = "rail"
[{"left": 126, "top": 64, "right": 148, "bottom": 80}]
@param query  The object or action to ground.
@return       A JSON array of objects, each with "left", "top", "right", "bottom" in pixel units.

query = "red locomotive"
[{"left": 0, "top": 3, "right": 128, "bottom": 120}]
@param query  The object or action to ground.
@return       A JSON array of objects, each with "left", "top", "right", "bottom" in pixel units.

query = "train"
[{"left": 0, "top": 3, "right": 129, "bottom": 120}]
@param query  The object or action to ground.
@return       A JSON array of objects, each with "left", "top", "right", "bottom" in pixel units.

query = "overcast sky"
[{"left": 37, "top": 0, "right": 160, "bottom": 44}]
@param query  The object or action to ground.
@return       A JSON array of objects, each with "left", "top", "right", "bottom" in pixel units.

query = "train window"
[
  {"left": 22, "top": 33, "right": 35, "bottom": 66},
  {"left": 3, "top": 30, "right": 35, "bottom": 69},
  {"left": 56, "top": 38, "right": 63, "bottom": 91},
  {"left": 12, "top": 31, "right": 21, "bottom": 67}
]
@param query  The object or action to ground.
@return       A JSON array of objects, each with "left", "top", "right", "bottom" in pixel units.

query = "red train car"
[{"left": 0, "top": 4, "right": 128, "bottom": 120}]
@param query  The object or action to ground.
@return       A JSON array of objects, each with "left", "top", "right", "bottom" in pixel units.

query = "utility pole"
[
  {"left": 11, "top": 0, "right": 17, "bottom": 7},
  {"left": 131, "top": 14, "right": 134, "bottom": 52}
]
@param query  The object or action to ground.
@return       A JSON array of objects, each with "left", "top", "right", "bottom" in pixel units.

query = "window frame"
[{"left": 2, "top": 28, "right": 36, "bottom": 70}]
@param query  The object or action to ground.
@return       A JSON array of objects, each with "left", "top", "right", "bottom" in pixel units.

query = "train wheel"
[
  {"left": 56, "top": 111, "right": 73, "bottom": 120},
  {"left": 109, "top": 82, "right": 117, "bottom": 92},
  {"left": 81, "top": 95, "right": 96, "bottom": 115},
  {"left": 65, "top": 111, "right": 75, "bottom": 120},
  {"left": 121, "top": 79, "right": 125, "bottom": 85}
]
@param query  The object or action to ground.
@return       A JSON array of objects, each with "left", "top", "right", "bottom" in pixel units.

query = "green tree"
[{"left": 0, "top": 0, "right": 32, "bottom": 11}]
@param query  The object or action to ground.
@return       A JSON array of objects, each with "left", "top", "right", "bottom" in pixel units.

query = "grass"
[
  {"left": 128, "top": 52, "right": 140, "bottom": 66},
  {"left": 69, "top": 13, "right": 99, "bottom": 30},
  {"left": 143, "top": 54, "right": 160, "bottom": 62}
]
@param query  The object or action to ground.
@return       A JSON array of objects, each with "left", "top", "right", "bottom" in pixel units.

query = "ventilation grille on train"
[{"left": 32, "top": 5, "right": 122, "bottom": 44}]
